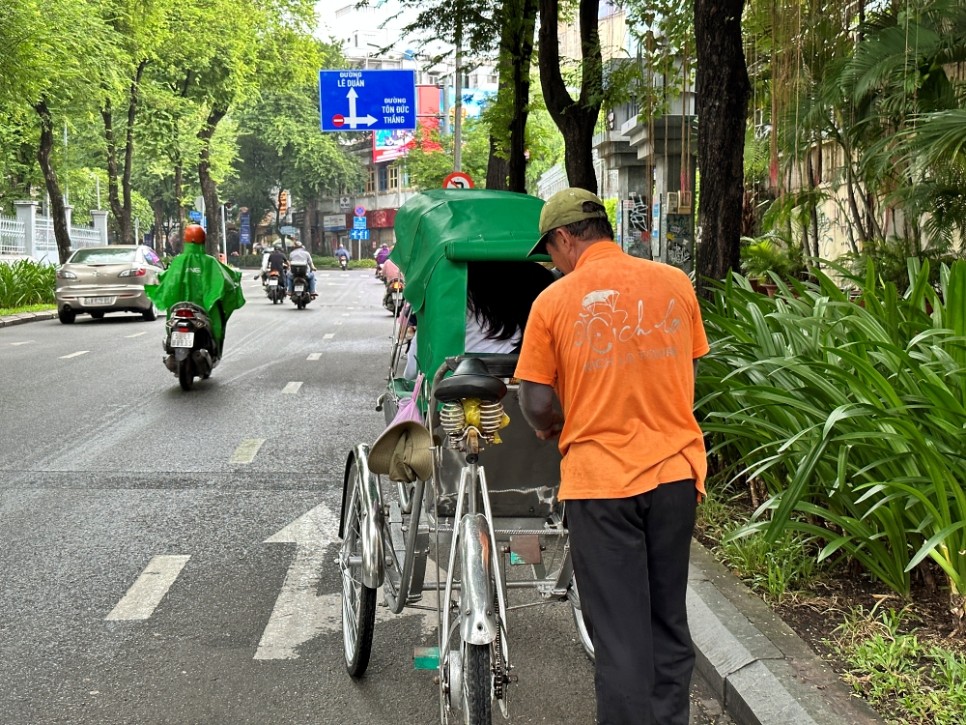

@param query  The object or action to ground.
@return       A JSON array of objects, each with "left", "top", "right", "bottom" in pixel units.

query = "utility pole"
[{"left": 453, "top": 2, "right": 463, "bottom": 172}]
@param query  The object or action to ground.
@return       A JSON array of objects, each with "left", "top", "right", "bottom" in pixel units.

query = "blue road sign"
[
  {"left": 350, "top": 229, "right": 370, "bottom": 241},
  {"left": 352, "top": 216, "right": 367, "bottom": 230},
  {"left": 319, "top": 70, "right": 416, "bottom": 132},
  {"left": 188, "top": 210, "right": 202, "bottom": 222}
]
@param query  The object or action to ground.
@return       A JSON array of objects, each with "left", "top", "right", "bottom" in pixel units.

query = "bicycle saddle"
[{"left": 434, "top": 357, "right": 507, "bottom": 403}]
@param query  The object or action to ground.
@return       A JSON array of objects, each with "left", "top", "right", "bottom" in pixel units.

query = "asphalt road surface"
[{"left": 0, "top": 268, "right": 730, "bottom": 725}]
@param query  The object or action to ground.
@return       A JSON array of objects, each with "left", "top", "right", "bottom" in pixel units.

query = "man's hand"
[
  {"left": 519, "top": 380, "right": 563, "bottom": 440},
  {"left": 534, "top": 412, "right": 564, "bottom": 440}
]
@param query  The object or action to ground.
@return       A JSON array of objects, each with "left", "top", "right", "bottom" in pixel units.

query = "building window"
[
  {"left": 388, "top": 164, "right": 399, "bottom": 190},
  {"left": 378, "top": 165, "right": 389, "bottom": 192},
  {"left": 366, "top": 168, "right": 376, "bottom": 194}
]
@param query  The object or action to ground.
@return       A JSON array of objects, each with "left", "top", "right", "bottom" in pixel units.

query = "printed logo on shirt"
[{"left": 573, "top": 289, "right": 682, "bottom": 366}]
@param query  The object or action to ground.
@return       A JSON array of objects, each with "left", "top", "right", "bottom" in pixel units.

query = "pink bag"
[{"left": 389, "top": 373, "right": 424, "bottom": 426}]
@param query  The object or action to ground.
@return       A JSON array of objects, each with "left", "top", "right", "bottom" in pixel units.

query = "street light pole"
[{"left": 453, "top": 8, "right": 463, "bottom": 172}]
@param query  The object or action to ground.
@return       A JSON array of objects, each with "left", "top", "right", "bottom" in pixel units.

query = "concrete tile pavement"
[{"left": 1, "top": 310, "right": 883, "bottom": 724}]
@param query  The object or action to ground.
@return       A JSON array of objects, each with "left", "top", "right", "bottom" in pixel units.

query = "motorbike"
[
  {"left": 338, "top": 255, "right": 349, "bottom": 271},
  {"left": 383, "top": 276, "right": 404, "bottom": 314},
  {"left": 163, "top": 302, "right": 219, "bottom": 391},
  {"left": 289, "top": 263, "right": 313, "bottom": 310},
  {"left": 263, "top": 269, "right": 286, "bottom": 304}
]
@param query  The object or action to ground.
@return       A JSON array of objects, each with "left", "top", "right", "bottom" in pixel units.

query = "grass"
[
  {"left": 0, "top": 303, "right": 56, "bottom": 316},
  {"left": 827, "top": 606, "right": 966, "bottom": 724}
]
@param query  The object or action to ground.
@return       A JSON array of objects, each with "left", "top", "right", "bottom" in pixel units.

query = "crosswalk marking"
[
  {"left": 230, "top": 438, "right": 265, "bottom": 464},
  {"left": 105, "top": 555, "right": 191, "bottom": 621},
  {"left": 282, "top": 382, "right": 302, "bottom": 394},
  {"left": 60, "top": 350, "right": 89, "bottom": 359}
]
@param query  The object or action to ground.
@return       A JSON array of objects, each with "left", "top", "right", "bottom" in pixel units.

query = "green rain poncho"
[{"left": 145, "top": 243, "right": 245, "bottom": 345}]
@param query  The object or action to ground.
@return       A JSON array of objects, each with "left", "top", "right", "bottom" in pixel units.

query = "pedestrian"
[{"left": 514, "top": 187, "right": 709, "bottom": 725}]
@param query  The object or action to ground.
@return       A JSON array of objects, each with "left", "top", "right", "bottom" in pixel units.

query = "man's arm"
[{"left": 519, "top": 381, "right": 563, "bottom": 440}]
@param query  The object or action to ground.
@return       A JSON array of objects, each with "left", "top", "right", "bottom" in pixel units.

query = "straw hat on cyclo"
[{"left": 368, "top": 421, "right": 434, "bottom": 483}]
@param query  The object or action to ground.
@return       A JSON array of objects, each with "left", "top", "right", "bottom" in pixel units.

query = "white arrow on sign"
[
  {"left": 342, "top": 88, "right": 376, "bottom": 129},
  {"left": 255, "top": 504, "right": 438, "bottom": 660},
  {"left": 254, "top": 504, "right": 339, "bottom": 660}
]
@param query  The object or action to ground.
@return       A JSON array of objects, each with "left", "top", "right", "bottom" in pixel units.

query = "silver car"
[{"left": 55, "top": 245, "right": 163, "bottom": 324}]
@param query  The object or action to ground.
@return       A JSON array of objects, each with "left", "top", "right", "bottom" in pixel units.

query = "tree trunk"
[
  {"left": 121, "top": 61, "right": 146, "bottom": 245},
  {"left": 103, "top": 100, "right": 133, "bottom": 245},
  {"left": 198, "top": 107, "right": 227, "bottom": 256},
  {"left": 487, "top": 0, "right": 538, "bottom": 192},
  {"left": 694, "top": 0, "right": 750, "bottom": 297},
  {"left": 538, "top": 0, "right": 602, "bottom": 193},
  {"left": 173, "top": 160, "right": 185, "bottom": 252},
  {"left": 34, "top": 99, "right": 72, "bottom": 264}
]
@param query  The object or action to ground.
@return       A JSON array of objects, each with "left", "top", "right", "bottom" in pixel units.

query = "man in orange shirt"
[{"left": 515, "top": 187, "right": 709, "bottom": 725}]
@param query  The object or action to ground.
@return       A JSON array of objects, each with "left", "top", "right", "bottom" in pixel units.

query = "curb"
[
  {"left": 688, "top": 540, "right": 883, "bottom": 725},
  {"left": 0, "top": 310, "right": 57, "bottom": 328}
]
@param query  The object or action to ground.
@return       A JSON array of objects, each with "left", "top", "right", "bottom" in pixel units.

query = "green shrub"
[
  {"left": 0, "top": 259, "right": 56, "bottom": 307},
  {"left": 696, "top": 260, "right": 966, "bottom": 607}
]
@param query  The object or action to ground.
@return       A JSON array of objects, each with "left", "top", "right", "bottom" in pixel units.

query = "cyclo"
[{"left": 338, "top": 189, "right": 593, "bottom": 724}]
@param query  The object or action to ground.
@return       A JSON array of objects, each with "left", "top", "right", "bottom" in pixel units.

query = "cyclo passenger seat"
[{"left": 434, "top": 357, "right": 507, "bottom": 403}]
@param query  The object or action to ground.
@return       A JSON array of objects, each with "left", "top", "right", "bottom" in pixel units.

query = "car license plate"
[
  {"left": 84, "top": 296, "right": 114, "bottom": 305},
  {"left": 294, "top": 284, "right": 304, "bottom": 292},
  {"left": 268, "top": 278, "right": 278, "bottom": 286},
  {"left": 170, "top": 331, "right": 195, "bottom": 348}
]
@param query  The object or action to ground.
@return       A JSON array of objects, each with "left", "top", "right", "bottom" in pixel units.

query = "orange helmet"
[{"left": 184, "top": 224, "right": 206, "bottom": 244}]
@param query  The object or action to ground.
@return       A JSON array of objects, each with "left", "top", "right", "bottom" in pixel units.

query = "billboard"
[{"left": 372, "top": 85, "right": 443, "bottom": 163}]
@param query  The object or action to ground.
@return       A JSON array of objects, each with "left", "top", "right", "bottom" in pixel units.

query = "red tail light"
[
  {"left": 119, "top": 267, "right": 147, "bottom": 278},
  {"left": 174, "top": 308, "right": 195, "bottom": 318}
]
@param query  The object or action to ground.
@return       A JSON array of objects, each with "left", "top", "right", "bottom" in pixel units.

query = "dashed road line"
[
  {"left": 282, "top": 381, "right": 303, "bottom": 394},
  {"left": 307, "top": 353, "right": 322, "bottom": 361},
  {"left": 323, "top": 333, "right": 334, "bottom": 340},
  {"left": 10, "top": 341, "right": 33, "bottom": 346},
  {"left": 125, "top": 331, "right": 147, "bottom": 338},
  {"left": 105, "top": 555, "right": 191, "bottom": 621},
  {"left": 60, "top": 350, "right": 90, "bottom": 359},
  {"left": 230, "top": 438, "right": 265, "bottom": 464}
]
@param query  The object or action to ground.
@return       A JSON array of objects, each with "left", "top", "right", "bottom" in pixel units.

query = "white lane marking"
[
  {"left": 342, "top": 313, "right": 350, "bottom": 317},
  {"left": 255, "top": 505, "right": 339, "bottom": 660},
  {"left": 230, "top": 438, "right": 265, "bottom": 464},
  {"left": 10, "top": 341, "right": 33, "bottom": 346},
  {"left": 125, "top": 331, "right": 147, "bottom": 338},
  {"left": 105, "top": 555, "right": 191, "bottom": 621},
  {"left": 60, "top": 350, "right": 90, "bottom": 359},
  {"left": 334, "top": 321, "right": 343, "bottom": 326},
  {"left": 323, "top": 333, "right": 334, "bottom": 340},
  {"left": 307, "top": 353, "right": 322, "bottom": 361},
  {"left": 282, "top": 381, "right": 303, "bottom": 394}
]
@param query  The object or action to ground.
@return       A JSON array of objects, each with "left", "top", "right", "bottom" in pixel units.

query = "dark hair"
[
  {"left": 565, "top": 200, "right": 613, "bottom": 241},
  {"left": 467, "top": 261, "right": 556, "bottom": 341}
]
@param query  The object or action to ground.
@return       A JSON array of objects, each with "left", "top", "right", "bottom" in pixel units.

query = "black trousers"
[{"left": 566, "top": 479, "right": 697, "bottom": 725}]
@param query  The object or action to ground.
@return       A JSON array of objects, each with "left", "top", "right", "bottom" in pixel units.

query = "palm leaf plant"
[{"left": 697, "top": 260, "right": 966, "bottom": 630}]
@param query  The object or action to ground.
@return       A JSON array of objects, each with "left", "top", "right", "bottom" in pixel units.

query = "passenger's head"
[{"left": 466, "top": 261, "right": 556, "bottom": 342}]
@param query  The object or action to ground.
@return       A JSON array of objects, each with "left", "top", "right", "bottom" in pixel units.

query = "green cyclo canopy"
[{"left": 391, "top": 189, "right": 548, "bottom": 377}]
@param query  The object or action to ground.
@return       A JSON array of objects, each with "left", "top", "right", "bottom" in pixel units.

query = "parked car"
[{"left": 55, "top": 245, "right": 164, "bottom": 324}]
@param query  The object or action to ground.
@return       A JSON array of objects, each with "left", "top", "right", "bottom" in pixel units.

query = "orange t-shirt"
[{"left": 514, "top": 242, "right": 709, "bottom": 501}]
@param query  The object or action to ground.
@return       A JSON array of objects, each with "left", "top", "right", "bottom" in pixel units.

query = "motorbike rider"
[
  {"left": 146, "top": 223, "right": 245, "bottom": 358},
  {"left": 374, "top": 242, "right": 390, "bottom": 277},
  {"left": 334, "top": 242, "right": 351, "bottom": 263},
  {"left": 264, "top": 242, "right": 289, "bottom": 284},
  {"left": 287, "top": 239, "right": 317, "bottom": 298}
]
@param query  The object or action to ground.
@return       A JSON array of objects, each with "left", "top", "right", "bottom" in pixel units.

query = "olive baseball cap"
[{"left": 529, "top": 187, "right": 608, "bottom": 257}]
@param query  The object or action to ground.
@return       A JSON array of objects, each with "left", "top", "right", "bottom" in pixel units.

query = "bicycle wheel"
[
  {"left": 340, "top": 456, "right": 376, "bottom": 677},
  {"left": 568, "top": 574, "right": 595, "bottom": 661},
  {"left": 461, "top": 641, "right": 492, "bottom": 725}
]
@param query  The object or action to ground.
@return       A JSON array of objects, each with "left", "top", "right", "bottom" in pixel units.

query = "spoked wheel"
[
  {"left": 568, "top": 575, "right": 595, "bottom": 661},
  {"left": 340, "top": 456, "right": 376, "bottom": 677},
  {"left": 177, "top": 359, "right": 194, "bottom": 391},
  {"left": 461, "top": 642, "right": 492, "bottom": 725}
]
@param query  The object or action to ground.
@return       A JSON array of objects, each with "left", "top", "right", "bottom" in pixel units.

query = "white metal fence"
[{"left": 0, "top": 212, "right": 105, "bottom": 262}]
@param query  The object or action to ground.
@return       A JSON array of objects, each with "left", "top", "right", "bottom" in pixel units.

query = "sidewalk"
[
  {"left": 1, "top": 309, "right": 883, "bottom": 725},
  {"left": 0, "top": 309, "right": 57, "bottom": 328}
]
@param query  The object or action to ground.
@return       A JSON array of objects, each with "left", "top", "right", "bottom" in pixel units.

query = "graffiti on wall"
[
  {"left": 665, "top": 214, "right": 693, "bottom": 275},
  {"left": 625, "top": 192, "right": 651, "bottom": 259}
]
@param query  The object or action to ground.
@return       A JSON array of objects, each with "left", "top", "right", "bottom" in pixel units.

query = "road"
[{"left": 0, "top": 268, "right": 729, "bottom": 724}]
